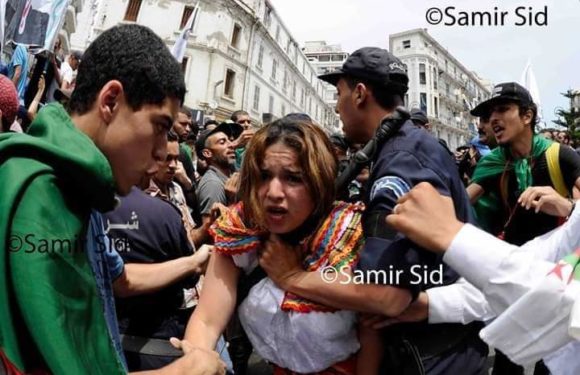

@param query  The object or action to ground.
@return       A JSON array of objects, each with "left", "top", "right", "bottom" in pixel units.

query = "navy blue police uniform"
[
  {"left": 359, "top": 122, "right": 488, "bottom": 374},
  {"left": 320, "top": 46, "right": 488, "bottom": 375}
]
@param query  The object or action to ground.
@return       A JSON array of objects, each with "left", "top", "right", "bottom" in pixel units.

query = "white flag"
[
  {"left": 0, "top": 0, "right": 6, "bottom": 56},
  {"left": 171, "top": 3, "right": 199, "bottom": 63},
  {"left": 480, "top": 261, "right": 580, "bottom": 368},
  {"left": 520, "top": 60, "right": 545, "bottom": 128}
]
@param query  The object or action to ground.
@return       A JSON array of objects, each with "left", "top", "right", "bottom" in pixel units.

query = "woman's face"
[{"left": 258, "top": 142, "right": 315, "bottom": 234}]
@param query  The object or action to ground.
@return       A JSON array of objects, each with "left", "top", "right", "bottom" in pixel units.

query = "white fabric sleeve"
[
  {"left": 62, "top": 65, "right": 73, "bottom": 85},
  {"left": 444, "top": 224, "right": 554, "bottom": 316},
  {"left": 520, "top": 203, "right": 580, "bottom": 262},
  {"left": 427, "top": 277, "right": 495, "bottom": 324}
]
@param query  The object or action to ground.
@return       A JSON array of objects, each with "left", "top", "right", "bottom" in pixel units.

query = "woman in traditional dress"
[{"left": 177, "top": 116, "right": 394, "bottom": 374}]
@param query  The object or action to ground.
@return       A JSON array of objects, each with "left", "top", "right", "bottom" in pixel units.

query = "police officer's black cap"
[
  {"left": 195, "top": 121, "right": 243, "bottom": 159},
  {"left": 329, "top": 133, "right": 349, "bottom": 152},
  {"left": 471, "top": 82, "right": 534, "bottom": 117},
  {"left": 318, "top": 47, "right": 409, "bottom": 94},
  {"left": 410, "top": 108, "right": 429, "bottom": 125}
]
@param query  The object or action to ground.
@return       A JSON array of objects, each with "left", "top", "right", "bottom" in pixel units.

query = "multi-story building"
[
  {"left": 303, "top": 41, "right": 349, "bottom": 133},
  {"left": 71, "top": 0, "right": 337, "bottom": 129},
  {"left": 390, "top": 28, "right": 492, "bottom": 150}
]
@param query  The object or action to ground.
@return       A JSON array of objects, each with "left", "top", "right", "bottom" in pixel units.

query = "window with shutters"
[
  {"left": 257, "top": 45, "right": 264, "bottom": 68},
  {"left": 271, "top": 59, "right": 277, "bottom": 81},
  {"left": 419, "top": 63, "right": 426, "bottom": 85},
  {"left": 224, "top": 69, "right": 235, "bottom": 98},
  {"left": 180, "top": 6, "right": 194, "bottom": 29},
  {"left": 264, "top": 5, "right": 272, "bottom": 27},
  {"left": 282, "top": 70, "right": 288, "bottom": 94},
  {"left": 181, "top": 57, "right": 189, "bottom": 74},
  {"left": 420, "top": 92, "right": 428, "bottom": 113},
  {"left": 433, "top": 67, "right": 438, "bottom": 90},
  {"left": 253, "top": 85, "right": 260, "bottom": 110},
  {"left": 231, "top": 23, "right": 242, "bottom": 48},
  {"left": 124, "top": 0, "right": 142, "bottom": 21}
]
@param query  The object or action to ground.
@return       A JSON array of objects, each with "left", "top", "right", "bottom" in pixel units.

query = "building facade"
[
  {"left": 70, "top": 0, "right": 99, "bottom": 52},
  {"left": 58, "top": 0, "right": 84, "bottom": 53},
  {"left": 303, "top": 41, "right": 349, "bottom": 132},
  {"left": 390, "top": 28, "right": 492, "bottom": 150},
  {"left": 71, "top": 0, "right": 337, "bottom": 129}
]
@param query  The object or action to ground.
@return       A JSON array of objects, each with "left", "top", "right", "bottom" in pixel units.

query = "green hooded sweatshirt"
[{"left": 0, "top": 104, "right": 126, "bottom": 374}]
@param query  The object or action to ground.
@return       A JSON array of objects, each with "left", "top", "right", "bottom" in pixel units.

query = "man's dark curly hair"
[{"left": 69, "top": 24, "right": 186, "bottom": 114}]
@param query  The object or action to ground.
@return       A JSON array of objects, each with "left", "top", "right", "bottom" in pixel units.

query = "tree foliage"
[{"left": 552, "top": 90, "right": 580, "bottom": 141}]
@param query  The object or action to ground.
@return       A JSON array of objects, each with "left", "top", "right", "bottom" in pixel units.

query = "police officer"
[{"left": 319, "top": 47, "right": 488, "bottom": 374}]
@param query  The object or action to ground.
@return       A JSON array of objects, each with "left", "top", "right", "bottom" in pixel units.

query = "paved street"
[{"left": 247, "top": 354, "right": 273, "bottom": 375}]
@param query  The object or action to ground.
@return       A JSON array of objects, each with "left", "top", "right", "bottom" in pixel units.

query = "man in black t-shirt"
[
  {"left": 473, "top": 142, "right": 580, "bottom": 245},
  {"left": 469, "top": 82, "right": 580, "bottom": 246},
  {"left": 468, "top": 82, "right": 580, "bottom": 375},
  {"left": 104, "top": 187, "right": 208, "bottom": 371}
]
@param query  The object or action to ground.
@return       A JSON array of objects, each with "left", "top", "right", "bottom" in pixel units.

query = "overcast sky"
[{"left": 270, "top": 0, "right": 580, "bottom": 126}]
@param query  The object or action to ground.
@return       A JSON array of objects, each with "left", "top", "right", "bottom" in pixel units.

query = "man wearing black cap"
[
  {"left": 195, "top": 122, "right": 242, "bottom": 227},
  {"left": 329, "top": 133, "right": 350, "bottom": 168},
  {"left": 467, "top": 82, "right": 580, "bottom": 375},
  {"left": 326, "top": 46, "right": 487, "bottom": 374},
  {"left": 410, "top": 107, "right": 454, "bottom": 155},
  {"left": 468, "top": 82, "right": 580, "bottom": 243},
  {"left": 410, "top": 107, "right": 431, "bottom": 131},
  {"left": 472, "top": 110, "right": 497, "bottom": 150},
  {"left": 260, "top": 47, "right": 487, "bottom": 374}
]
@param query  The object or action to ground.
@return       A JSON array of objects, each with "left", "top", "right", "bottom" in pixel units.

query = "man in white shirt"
[
  {"left": 384, "top": 182, "right": 580, "bottom": 375},
  {"left": 60, "top": 51, "right": 82, "bottom": 90}
]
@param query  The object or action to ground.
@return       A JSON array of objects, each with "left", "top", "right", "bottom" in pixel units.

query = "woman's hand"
[{"left": 518, "top": 186, "right": 574, "bottom": 217}]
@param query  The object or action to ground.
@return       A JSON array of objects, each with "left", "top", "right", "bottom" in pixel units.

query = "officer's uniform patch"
[{"left": 369, "top": 175, "right": 411, "bottom": 202}]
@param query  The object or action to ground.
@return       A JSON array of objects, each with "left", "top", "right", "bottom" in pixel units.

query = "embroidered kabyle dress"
[{"left": 210, "top": 201, "right": 365, "bottom": 374}]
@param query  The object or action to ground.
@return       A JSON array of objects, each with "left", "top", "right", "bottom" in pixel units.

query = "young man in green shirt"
[{"left": 0, "top": 24, "right": 224, "bottom": 375}]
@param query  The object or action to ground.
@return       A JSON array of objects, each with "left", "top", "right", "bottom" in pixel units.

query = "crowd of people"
[
  {"left": 1, "top": 38, "right": 80, "bottom": 132},
  {"left": 2, "top": 23, "right": 580, "bottom": 375}
]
